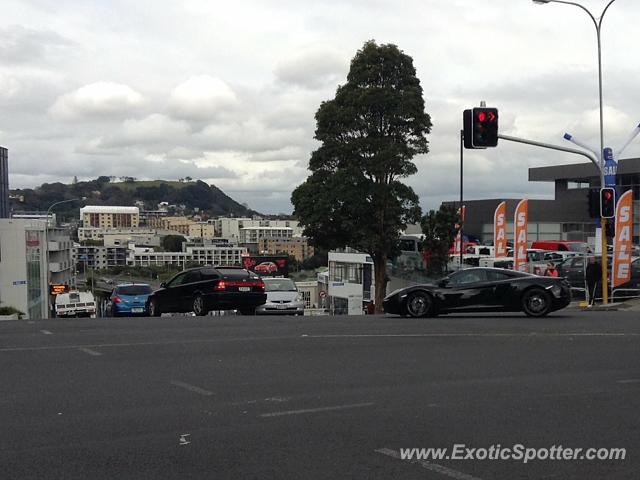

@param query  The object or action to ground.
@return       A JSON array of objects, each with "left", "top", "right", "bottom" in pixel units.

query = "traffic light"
[
  {"left": 463, "top": 107, "right": 499, "bottom": 148},
  {"left": 587, "top": 188, "right": 599, "bottom": 218},
  {"left": 605, "top": 219, "right": 615, "bottom": 238},
  {"left": 600, "top": 187, "right": 616, "bottom": 218}
]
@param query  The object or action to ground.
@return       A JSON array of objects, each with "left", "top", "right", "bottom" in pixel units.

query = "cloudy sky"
[{"left": 2, "top": 0, "right": 640, "bottom": 214}]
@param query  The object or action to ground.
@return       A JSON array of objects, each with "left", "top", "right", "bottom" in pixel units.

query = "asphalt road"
[{"left": 1, "top": 312, "right": 639, "bottom": 479}]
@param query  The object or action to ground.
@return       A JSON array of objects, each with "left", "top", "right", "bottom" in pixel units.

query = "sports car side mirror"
[
  {"left": 438, "top": 279, "right": 449, "bottom": 288},
  {"left": 160, "top": 282, "right": 167, "bottom": 288}
]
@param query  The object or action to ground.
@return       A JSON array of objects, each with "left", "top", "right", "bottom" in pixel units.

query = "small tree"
[
  {"left": 162, "top": 235, "right": 187, "bottom": 252},
  {"left": 292, "top": 40, "right": 432, "bottom": 312},
  {"left": 420, "top": 205, "right": 460, "bottom": 276}
]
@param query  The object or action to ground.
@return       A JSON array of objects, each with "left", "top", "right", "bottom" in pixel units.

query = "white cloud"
[
  {"left": 49, "top": 82, "right": 145, "bottom": 120},
  {"left": 168, "top": 75, "right": 239, "bottom": 121},
  {"left": 275, "top": 49, "right": 347, "bottom": 89}
]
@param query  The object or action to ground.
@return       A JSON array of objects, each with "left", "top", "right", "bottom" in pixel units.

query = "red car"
[{"left": 254, "top": 261, "right": 278, "bottom": 274}]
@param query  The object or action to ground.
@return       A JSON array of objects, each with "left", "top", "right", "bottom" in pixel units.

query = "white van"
[{"left": 55, "top": 291, "right": 97, "bottom": 318}]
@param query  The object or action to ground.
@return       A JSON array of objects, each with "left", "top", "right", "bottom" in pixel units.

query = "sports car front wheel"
[
  {"left": 521, "top": 288, "right": 552, "bottom": 317},
  {"left": 405, "top": 291, "right": 434, "bottom": 318}
]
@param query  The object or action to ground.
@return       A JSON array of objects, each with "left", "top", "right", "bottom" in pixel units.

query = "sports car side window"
[{"left": 449, "top": 270, "right": 486, "bottom": 285}]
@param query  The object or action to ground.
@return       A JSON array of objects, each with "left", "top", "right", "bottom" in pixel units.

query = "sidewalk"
[{"left": 569, "top": 297, "right": 640, "bottom": 312}]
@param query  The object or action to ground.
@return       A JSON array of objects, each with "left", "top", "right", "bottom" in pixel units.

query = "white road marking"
[
  {"left": 40, "top": 330, "right": 53, "bottom": 335},
  {"left": 78, "top": 347, "right": 102, "bottom": 356},
  {"left": 170, "top": 380, "right": 214, "bottom": 396},
  {"left": 179, "top": 434, "right": 191, "bottom": 446},
  {"left": 0, "top": 331, "right": 637, "bottom": 354},
  {"left": 618, "top": 379, "right": 640, "bottom": 384},
  {"left": 376, "top": 448, "right": 483, "bottom": 480},
  {"left": 260, "top": 402, "right": 374, "bottom": 418}
]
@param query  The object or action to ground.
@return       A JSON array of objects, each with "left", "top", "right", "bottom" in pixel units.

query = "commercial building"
[
  {"left": 0, "top": 219, "right": 48, "bottom": 319},
  {"left": 445, "top": 157, "right": 640, "bottom": 245},
  {"left": 160, "top": 216, "right": 195, "bottom": 235},
  {"left": 0, "top": 147, "right": 8, "bottom": 218},
  {"left": 80, "top": 206, "right": 140, "bottom": 229},
  {"left": 239, "top": 226, "right": 293, "bottom": 245}
]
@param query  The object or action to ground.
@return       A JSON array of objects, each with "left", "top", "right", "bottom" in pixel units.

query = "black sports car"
[
  {"left": 383, "top": 267, "right": 571, "bottom": 318},
  {"left": 147, "top": 266, "right": 267, "bottom": 316}
]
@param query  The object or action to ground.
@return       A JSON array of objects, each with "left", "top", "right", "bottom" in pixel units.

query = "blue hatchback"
[{"left": 108, "top": 283, "right": 153, "bottom": 317}]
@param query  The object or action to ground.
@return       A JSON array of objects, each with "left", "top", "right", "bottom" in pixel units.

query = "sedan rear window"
[
  {"left": 116, "top": 285, "right": 153, "bottom": 295},
  {"left": 263, "top": 279, "right": 297, "bottom": 292},
  {"left": 217, "top": 268, "right": 254, "bottom": 280}
]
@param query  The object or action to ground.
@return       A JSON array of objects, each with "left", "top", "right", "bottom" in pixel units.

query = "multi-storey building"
[
  {"left": 139, "top": 210, "right": 169, "bottom": 227},
  {"left": 80, "top": 206, "right": 140, "bottom": 229},
  {"left": 0, "top": 219, "right": 48, "bottom": 319},
  {"left": 160, "top": 216, "right": 196, "bottom": 235},
  {"left": 78, "top": 227, "right": 171, "bottom": 242},
  {"left": 126, "top": 242, "right": 247, "bottom": 267},
  {"left": 188, "top": 223, "right": 215, "bottom": 240},
  {"left": 239, "top": 226, "right": 293, "bottom": 244},
  {"left": 258, "top": 237, "right": 314, "bottom": 262},
  {"left": 0, "top": 147, "right": 9, "bottom": 218},
  {"left": 212, "top": 218, "right": 303, "bottom": 240},
  {"left": 73, "top": 245, "right": 128, "bottom": 269}
]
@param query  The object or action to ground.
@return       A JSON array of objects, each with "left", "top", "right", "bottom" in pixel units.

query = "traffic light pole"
[
  {"left": 498, "top": 133, "right": 609, "bottom": 302},
  {"left": 460, "top": 129, "right": 464, "bottom": 270}
]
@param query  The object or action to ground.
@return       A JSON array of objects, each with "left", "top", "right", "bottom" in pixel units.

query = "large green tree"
[
  {"left": 291, "top": 40, "right": 432, "bottom": 313},
  {"left": 420, "top": 205, "right": 460, "bottom": 276}
]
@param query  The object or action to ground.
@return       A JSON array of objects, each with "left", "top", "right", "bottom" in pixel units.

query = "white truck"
[{"left": 55, "top": 291, "right": 97, "bottom": 318}]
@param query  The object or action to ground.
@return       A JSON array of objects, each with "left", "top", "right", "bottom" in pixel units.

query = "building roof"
[
  {"left": 529, "top": 157, "right": 640, "bottom": 182},
  {"left": 80, "top": 206, "right": 140, "bottom": 215}
]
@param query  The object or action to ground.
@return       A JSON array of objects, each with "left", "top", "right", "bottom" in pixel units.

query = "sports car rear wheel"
[
  {"left": 522, "top": 288, "right": 552, "bottom": 317},
  {"left": 405, "top": 291, "right": 434, "bottom": 318}
]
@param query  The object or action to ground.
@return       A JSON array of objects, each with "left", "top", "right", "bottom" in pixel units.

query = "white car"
[{"left": 255, "top": 277, "right": 305, "bottom": 316}]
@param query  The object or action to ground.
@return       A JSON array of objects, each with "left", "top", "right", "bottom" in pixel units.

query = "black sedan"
[
  {"left": 147, "top": 266, "right": 267, "bottom": 316},
  {"left": 383, "top": 267, "right": 571, "bottom": 318}
]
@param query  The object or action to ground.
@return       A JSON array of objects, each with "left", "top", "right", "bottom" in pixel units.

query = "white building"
[
  {"left": 126, "top": 243, "right": 247, "bottom": 268},
  {"left": 212, "top": 217, "right": 303, "bottom": 240},
  {"left": 73, "top": 244, "right": 128, "bottom": 269},
  {"left": 239, "top": 226, "right": 293, "bottom": 244},
  {"left": 327, "top": 251, "right": 375, "bottom": 315},
  {"left": 0, "top": 219, "right": 48, "bottom": 319}
]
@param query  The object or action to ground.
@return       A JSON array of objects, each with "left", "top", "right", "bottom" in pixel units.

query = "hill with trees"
[{"left": 9, "top": 177, "right": 261, "bottom": 222}]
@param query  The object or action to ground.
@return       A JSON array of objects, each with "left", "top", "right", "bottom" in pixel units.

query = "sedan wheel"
[
  {"left": 522, "top": 288, "right": 551, "bottom": 317},
  {"left": 405, "top": 291, "right": 434, "bottom": 318},
  {"left": 148, "top": 298, "right": 161, "bottom": 317},
  {"left": 193, "top": 294, "right": 207, "bottom": 316}
]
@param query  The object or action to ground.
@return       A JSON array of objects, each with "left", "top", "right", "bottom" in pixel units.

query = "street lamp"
[
  {"left": 532, "top": 0, "right": 618, "bottom": 304},
  {"left": 45, "top": 197, "right": 84, "bottom": 316}
]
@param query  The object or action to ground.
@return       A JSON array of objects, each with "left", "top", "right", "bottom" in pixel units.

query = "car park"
[
  {"left": 106, "top": 283, "right": 153, "bottom": 317},
  {"left": 255, "top": 277, "right": 305, "bottom": 315},
  {"left": 383, "top": 267, "right": 571, "bottom": 318},
  {"left": 147, "top": 266, "right": 267, "bottom": 316}
]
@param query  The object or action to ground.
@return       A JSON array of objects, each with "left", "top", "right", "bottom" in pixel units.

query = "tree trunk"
[{"left": 373, "top": 254, "right": 388, "bottom": 314}]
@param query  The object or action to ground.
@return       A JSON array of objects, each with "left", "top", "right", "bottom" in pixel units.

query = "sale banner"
[
  {"left": 612, "top": 190, "right": 634, "bottom": 289},
  {"left": 453, "top": 205, "right": 466, "bottom": 255},
  {"left": 494, "top": 201, "right": 507, "bottom": 258},
  {"left": 514, "top": 199, "right": 528, "bottom": 272}
]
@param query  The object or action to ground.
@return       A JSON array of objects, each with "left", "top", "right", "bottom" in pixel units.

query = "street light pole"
[
  {"left": 45, "top": 198, "right": 83, "bottom": 317},
  {"left": 532, "top": 0, "right": 617, "bottom": 303}
]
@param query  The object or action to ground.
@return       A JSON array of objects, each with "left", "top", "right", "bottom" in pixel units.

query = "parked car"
[
  {"left": 255, "top": 277, "right": 305, "bottom": 316},
  {"left": 383, "top": 267, "right": 571, "bottom": 318},
  {"left": 531, "top": 241, "right": 591, "bottom": 253},
  {"left": 106, "top": 283, "right": 153, "bottom": 317},
  {"left": 254, "top": 261, "right": 279, "bottom": 274},
  {"left": 147, "top": 267, "right": 266, "bottom": 316}
]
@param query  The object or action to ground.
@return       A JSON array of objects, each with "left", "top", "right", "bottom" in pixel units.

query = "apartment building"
[
  {"left": 188, "top": 223, "right": 215, "bottom": 240},
  {"left": 80, "top": 206, "right": 140, "bottom": 229},
  {"left": 73, "top": 245, "right": 128, "bottom": 269},
  {"left": 258, "top": 237, "right": 314, "bottom": 262}
]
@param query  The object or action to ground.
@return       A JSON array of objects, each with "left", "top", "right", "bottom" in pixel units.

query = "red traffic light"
[
  {"left": 478, "top": 112, "right": 487, "bottom": 122},
  {"left": 603, "top": 191, "right": 613, "bottom": 201}
]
